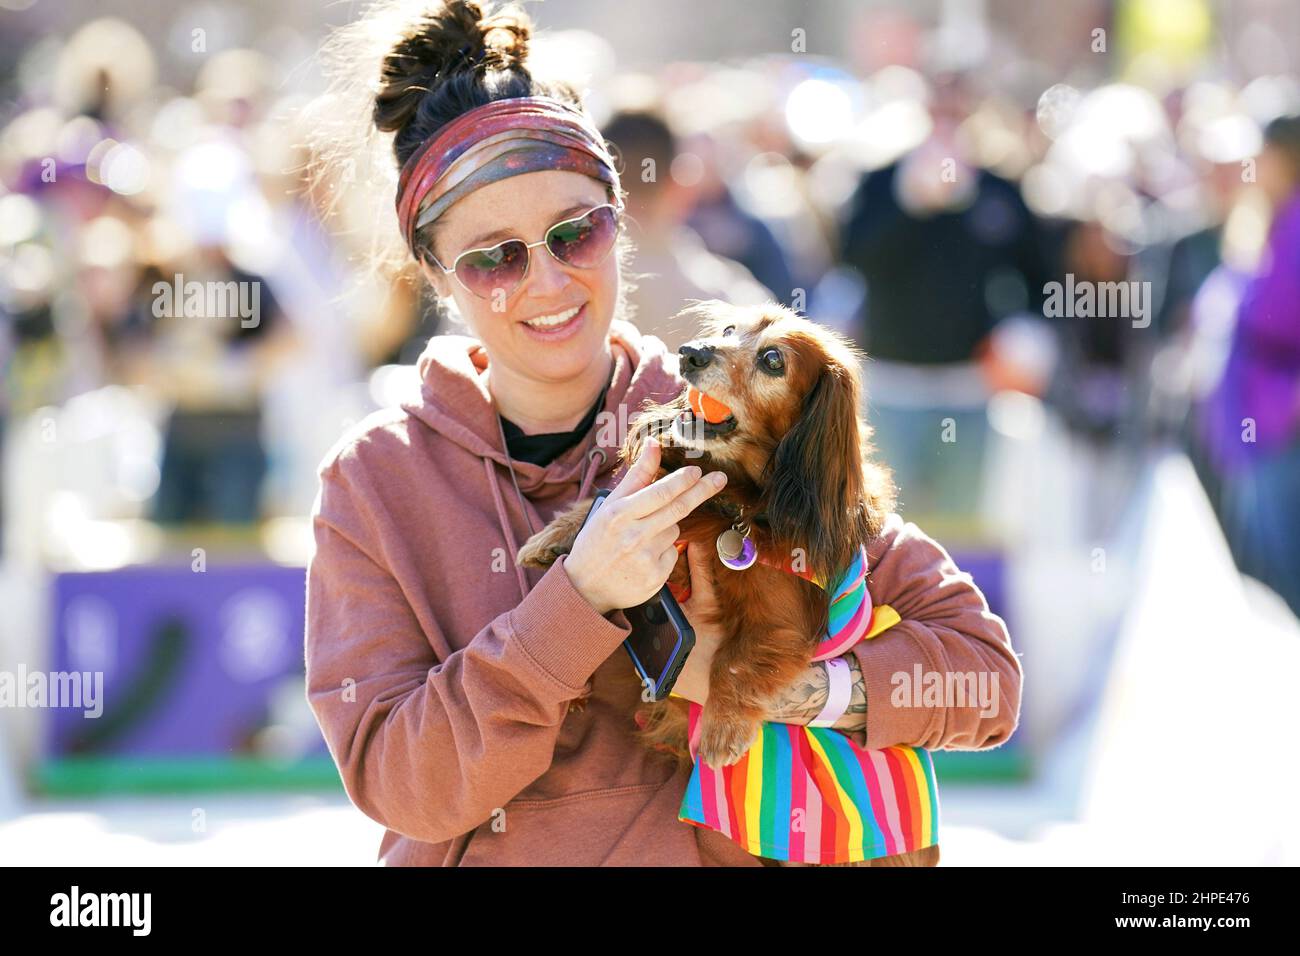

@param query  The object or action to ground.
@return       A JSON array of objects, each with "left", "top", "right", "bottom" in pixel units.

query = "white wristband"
[{"left": 809, "top": 657, "right": 852, "bottom": 728}]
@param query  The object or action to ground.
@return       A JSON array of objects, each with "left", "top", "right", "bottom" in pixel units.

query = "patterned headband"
[{"left": 394, "top": 95, "right": 621, "bottom": 255}]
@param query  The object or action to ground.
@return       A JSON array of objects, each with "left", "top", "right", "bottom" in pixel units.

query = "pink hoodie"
[{"left": 304, "top": 318, "right": 1021, "bottom": 866}]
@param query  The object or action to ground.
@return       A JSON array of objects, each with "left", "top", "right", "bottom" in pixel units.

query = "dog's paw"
[
  {"left": 517, "top": 502, "right": 591, "bottom": 569},
  {"left": 697, "top": 710, "right": 760, "bottom": 769},
  {"left": 516, "top": 536, "right": 568, "bottom": 569}
]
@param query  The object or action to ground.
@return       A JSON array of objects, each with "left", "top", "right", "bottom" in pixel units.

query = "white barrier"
[{"left": 1080, "top": 452, "right": 1300, "bottom": 863}]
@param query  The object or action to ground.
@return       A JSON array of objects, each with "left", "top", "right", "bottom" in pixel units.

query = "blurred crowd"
[{"left": 1, "top": 5, "right": 1299, "bottom": 617}]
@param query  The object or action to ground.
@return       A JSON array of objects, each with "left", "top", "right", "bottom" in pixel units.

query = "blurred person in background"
[
  {"left": 363, "top": 269, "right": 445, "bottom": 367},
  {"left": 69, "top": 213, "right": 158, "bottom": 392},
  {"left": 1148, "top": 107, "right": 1259, "bottom": 523},
  {"left": 713, "top": 104, "right": 841, "bottom": 308},
  {"left": 682, "top": 129, "right": 798, "bottom": 307},
  {"left": 1153, "top": 114, "right": 1259, "bottom": 340},
  {"left": 140, "top": 55, "right": 304, "bottom": 527},
  {"left": 146, "top": 235, "right": 295, "bottom": 526},
  {"left": 0, "top": 18, "right": 156, "bottom": 411},
  {"left": 1198, "top": 113, "right": 1300, "bottom": 618},
  {"left": 1044, "top": 208, "right": 1150, "bottom": 536},
  {"left": 601, "top": 109, "right": 769, "bottom": 352},
  {"left": 838, "top": 70, "right": 1051, "bottom": 526},
  {"left": 0, "top": 243, "right": 60, "bottom": 414}
]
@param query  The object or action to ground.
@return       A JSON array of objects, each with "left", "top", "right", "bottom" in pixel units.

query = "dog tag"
[
  {"left": 717, "top": 529, "right": 757, "bottom": 570},
  {"left": 717, "top": 528, "right": 743, "bottom": 559}
]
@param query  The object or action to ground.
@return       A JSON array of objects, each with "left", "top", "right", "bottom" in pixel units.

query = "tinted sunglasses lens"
[
  {"left": 456, "top": 241, "right": 528, "bottom": 297},
  {"left": 546, "top": 206, "right": 619, "bottom": 268}
]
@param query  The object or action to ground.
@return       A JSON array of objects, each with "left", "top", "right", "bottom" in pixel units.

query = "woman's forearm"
[{"left": 765, "top": 654, "right": 867, "bottom": 733}]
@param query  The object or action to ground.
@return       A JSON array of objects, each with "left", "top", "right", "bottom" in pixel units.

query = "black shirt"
[
  {"left": 839, "top": 162, "right": 1051, "bottom": 364},
  {"left": 499, "top": 386, "right": 607, "bottom": 467}
]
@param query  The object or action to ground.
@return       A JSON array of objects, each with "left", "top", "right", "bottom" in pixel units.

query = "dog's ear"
[{"left": 764, "top": 361, "right": 875, "bottom": 585}]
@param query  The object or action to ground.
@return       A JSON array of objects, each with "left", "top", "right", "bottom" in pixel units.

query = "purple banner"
[{"left": 48, "top": 564, "right": 324, "bottom": 759}]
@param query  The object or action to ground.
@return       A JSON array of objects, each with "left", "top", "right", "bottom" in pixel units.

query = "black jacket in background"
[{"left": 839, "top": 161, "right": 1051, "bottom": 364}]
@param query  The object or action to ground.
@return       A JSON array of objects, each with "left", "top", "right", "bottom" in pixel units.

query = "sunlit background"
[{"left": 2, "top": 0, "right": 1299, "bottom": 864}]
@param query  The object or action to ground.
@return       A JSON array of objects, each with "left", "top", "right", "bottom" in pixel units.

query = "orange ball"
[{"left": 687, "top": 386, "right": 733, "bottom": 424}]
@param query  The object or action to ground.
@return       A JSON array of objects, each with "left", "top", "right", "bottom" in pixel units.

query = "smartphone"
[{"left": 580, "top": 488, "right": 695, "bottom": 701}]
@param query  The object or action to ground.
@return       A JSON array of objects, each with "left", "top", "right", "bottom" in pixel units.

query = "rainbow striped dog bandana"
[{"left": 672, "top": 542, "right": 940, "bottom": 864}]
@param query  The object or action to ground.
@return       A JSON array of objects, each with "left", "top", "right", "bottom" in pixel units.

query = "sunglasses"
[{"left": 425, "top": 203, "right": 623, "bottom": 299}]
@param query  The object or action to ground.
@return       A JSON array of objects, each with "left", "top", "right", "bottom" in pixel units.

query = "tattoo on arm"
[
  {"left": 831, "top": 654, "right": 867, "bottom": 733},
  {"left": 766, "top": 654, "right": 867, "bottom": 733},
  {"left": 765, "top": 662, "right": 828, "bottom": 724}
]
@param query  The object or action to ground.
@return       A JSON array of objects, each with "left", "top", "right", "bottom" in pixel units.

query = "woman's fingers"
[
  {"left": 611, "top": 433, "right": 731, "bottom": 538},
  {"left": 640, "top": 469, "right": 727, "bottom": 534},
  {"left": 606, "top": 435, "right": 662, "bottom": 505},
  {"left": 680, "top": 543, "right": 722, "bottom": 622},
  {"left": 684, "top": 540, "right": 717, "bottom": 603},
  {"left": 619, "top": 462, "right": 704, "bottom": 519},
  {"left": 648, "top": 523, "right": 681, "bottom": 555},
  {"left": 659, "top": 542, "right": 682, "bottom": 573},
  {"left": 569, "top": 440, "right": 707, "bottom": 614}
]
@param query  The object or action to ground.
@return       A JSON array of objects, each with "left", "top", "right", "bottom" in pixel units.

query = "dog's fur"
[{"left": 517, "top": 301, "right": 937, "bottom": 866}]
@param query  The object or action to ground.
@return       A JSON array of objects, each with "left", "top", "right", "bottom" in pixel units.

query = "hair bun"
[{"left": 374, "top": 0, "right": 532, "bottom": 135}]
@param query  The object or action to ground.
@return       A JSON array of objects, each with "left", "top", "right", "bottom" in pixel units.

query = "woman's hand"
[
  {"left": 566, "top": 437, "right": 727, "bottom": 616},
  {"left": 669, "top": 542, "right": 728, "bottom": 705}
]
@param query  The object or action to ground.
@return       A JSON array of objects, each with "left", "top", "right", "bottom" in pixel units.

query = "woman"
[{"left": 305, "top": 0, "right": 1021, "bottom": 866}]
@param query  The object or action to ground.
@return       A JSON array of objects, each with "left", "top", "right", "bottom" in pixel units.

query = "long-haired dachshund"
[{"left": 518, "top": 301, "right": 932, "bottom": 865}]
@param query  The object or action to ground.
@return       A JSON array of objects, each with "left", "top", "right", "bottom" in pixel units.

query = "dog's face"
[
  {"left": 665, "top": 300, "right": 893, "bottom": 585},
  {"left": 670, "top": 302, "right": 850, "bottom": 470}
]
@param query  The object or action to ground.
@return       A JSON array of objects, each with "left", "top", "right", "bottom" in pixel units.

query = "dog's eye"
[
  {"left": 759, "top": 348, "right": 784, "bottom": 374},
  {"left": 722, "top": 325, "right": 736, "bottom": 338}
]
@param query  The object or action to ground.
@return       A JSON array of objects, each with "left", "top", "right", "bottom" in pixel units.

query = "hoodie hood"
[{"left": 401, "top": 318, "right": 684, "bottom": 600}]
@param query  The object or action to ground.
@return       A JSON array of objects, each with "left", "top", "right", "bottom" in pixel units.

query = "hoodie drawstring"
[
  {"left": 578, "top": 446, "right": 607, "bottom": 500},
  {"left": 486, "top": 457, "right": 532, "bottom": 602},
  {"left": 488, "top": 444, "right": 609, "bottom": 604}
]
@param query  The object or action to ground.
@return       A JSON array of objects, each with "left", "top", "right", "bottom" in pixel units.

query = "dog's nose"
[{"left": 678, "top": 343, "right": 714, "bottom": 371}]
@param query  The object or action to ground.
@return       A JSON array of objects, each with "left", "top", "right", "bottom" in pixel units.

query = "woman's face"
[{"left": 420, "top": 169, "right": 620, "bottom": 385}]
